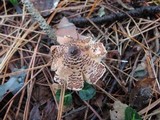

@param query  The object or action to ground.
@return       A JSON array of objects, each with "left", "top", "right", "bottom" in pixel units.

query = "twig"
[
  {"left": 83, "top": 100, "right": 103, "bottom": 120},
  {"left": 95, "top": 84, "right": 118, "bottom": 101},
  {"left": 70, "top": 6, "right": 160, "bottom": 27},
  {"left": 62, "top": 106, "right": 87, "bottom": 118},
  {"left": 139, "top": 98, "right": 160, "bottom": 115},
  {"left": 0, "top": 67, "right": 45, "bottom": 113},
  {"left": 21, "top": 0, "right": 58, "bottom": 44},
  {"left": 57, "top": 84, "right": 66, "bottom": 120}
]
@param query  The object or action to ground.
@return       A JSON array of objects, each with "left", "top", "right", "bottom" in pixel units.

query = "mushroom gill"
[{"left": 50, "top": 38, "right": 107, "bottom": 91}]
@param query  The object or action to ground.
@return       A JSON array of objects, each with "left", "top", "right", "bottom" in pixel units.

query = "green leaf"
[
  {"left": 78, "top": 82, "right": 96, "bottom": 101},
  {"left": 9, "top": 0, "right": 18, "bottom": 5},
  {"left": 125, "top": 106, "right": 142, "bottom": 120},
  {"left": 133, "top": 63, "right": 147, "bottom": 78},
  {"left": 97, "top": 7, "right": 105, "bottom": 17},
  {"left": 55, "top": 90, "right": 72, "bottom": 106}
]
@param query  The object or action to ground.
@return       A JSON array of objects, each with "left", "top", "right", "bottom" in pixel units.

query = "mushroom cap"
[{"left": 50, "top": 38, "right": 107, "bottom": 91}]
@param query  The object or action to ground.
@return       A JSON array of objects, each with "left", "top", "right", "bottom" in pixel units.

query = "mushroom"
[{"left": 50, "top": 38, "right": 107, "bottom": 91}]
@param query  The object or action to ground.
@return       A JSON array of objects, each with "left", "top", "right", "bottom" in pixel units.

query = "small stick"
[
  {"left": 57, "top": 83, "right": 66, "bottom": 120},
  {"left": 21, "top": 0, "right": 58, "bottom": 44},
  {"left": 70, "top": 6, "right": 160, "bottom": 27}
]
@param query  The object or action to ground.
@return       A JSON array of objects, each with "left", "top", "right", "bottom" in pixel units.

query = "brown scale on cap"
[{"left": 50, "top": 38, "right": 107, "bottom": 91}]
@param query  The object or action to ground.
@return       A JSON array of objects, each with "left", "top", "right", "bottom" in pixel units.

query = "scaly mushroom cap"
[{"left": 50, "top": 38, "right": 107, "bottom": 91}]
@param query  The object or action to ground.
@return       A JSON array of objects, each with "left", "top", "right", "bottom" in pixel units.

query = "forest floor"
[{"left": 0, "top": 0, "right": 160, "bottom": 120}]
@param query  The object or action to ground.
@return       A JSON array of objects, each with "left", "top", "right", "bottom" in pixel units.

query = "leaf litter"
[
  {"left": 0, "top": 67, "right": 26, "bottom": 101},
  {"left": 0, "top": 0, "right": 160, "bottom": 120}
]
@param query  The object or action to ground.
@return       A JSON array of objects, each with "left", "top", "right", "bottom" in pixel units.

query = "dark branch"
[{"left": 69, "top": 6, "right": 160, "bottom": 27}]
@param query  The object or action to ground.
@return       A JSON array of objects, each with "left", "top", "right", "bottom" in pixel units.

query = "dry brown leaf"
[
  {"left": 30, "top": 0, "right": 60, "bottom": 16},
  {"left": 42, "top": 100, "right": 57, "bottom": 120},
  {"left": 64, "top": 107, "right": 85, "bottom": 120},
  {"left": 110, "top": 101, "right": 128, "bottom": 120},
  {"left": 32, "top": 85, "right": 52, "bottom": 102},
  {"left": 129, "top": 78, "right": 155, "bottom": 109},
  {"left": 91, "top": 94, "right": 104, "bottom": 107},
  {"left": 29, "top": 104, "right": 41, "bottom": 120},
  {"left": 106, "top": 50, "right": 119, "bottom": 59}
]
